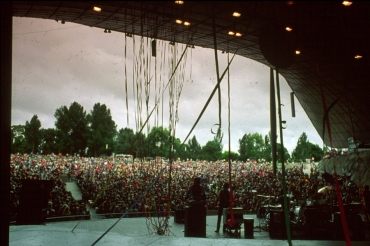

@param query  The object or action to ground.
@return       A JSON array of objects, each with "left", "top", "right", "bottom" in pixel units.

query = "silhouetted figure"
[
  {"left": 186, "top": 177, "right": 206, "bottom": 203},
  {"left": 215, "top": 183, "right": 230, "bottom": 233}
]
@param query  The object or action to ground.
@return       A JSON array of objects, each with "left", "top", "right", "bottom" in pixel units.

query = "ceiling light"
[
  {"left": 286, "top": 27, "right": 292, "bottom": 32},
  {"left": 184, "top": 21, "right": 191, "bottom": 26},
  {"left": 93, "top": 6, "right": 102, "bottom": 12},
  {"left": 354, "top": 55, "right": 362, "bottom": 59},
  {"left": 342, "top": 1, "right": 352, "bottom": 6},
  {"left": 295, "top": 50, "right": 301, "bottom": 55},
  {"left": 228, "top": 31, "right": 235, "bottom": 35},
  {"left": 175, "top": 1, "right": 184, "bottom": 4},
  {"left": 233, "top": 12, "right": 241, "bottom": 17},
  {"left": 235, "top": 32, "right": 242, "bottom": 37},
  {"left": 176, "top": 19, "right": 182, "bottom": 24}
]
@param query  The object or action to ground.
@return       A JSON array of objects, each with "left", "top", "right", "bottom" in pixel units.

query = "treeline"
[{"left": 11, "top": 101, "right": 324, "bottom": 162}]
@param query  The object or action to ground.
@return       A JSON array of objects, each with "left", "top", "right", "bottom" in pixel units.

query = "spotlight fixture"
[
  {"left": 176, "top": 19, "right": 183, "bottom": 24},
  {"left": 93, "top": 6, "right": 102, "bottom": 12},
  {"left": 295, "top": 50, "right": 301, "bottom": 55},
  {"left": 184, "top": 21, "right": 191, "bottom": 26},
  {"left": 175, "top": 1, "right": 184, "bottom": 4},
  {"left": 233, "top": 12, "right": 241, "bottom": 17},
  {"left": 342, "top": 1, "right": 352, "bottom": 6},
  {"left": 61, "top": 20, "right": 65, "bottom": 24},
  {"left": 354, "top": 55, "right": 362, "bottom": 59},
  {"left": 235, "top": 32, "right": 242, "bottom": 37},
  {"left": 286, "top": 27, "right": 292, "bottom": 32},
  {"left": 228, "top": 31, "right": 235, "bottom": 35}
]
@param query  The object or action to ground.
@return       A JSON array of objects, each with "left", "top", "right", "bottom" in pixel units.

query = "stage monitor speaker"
[
  {"left": 184, "top": 205, "right": 206, "bottom": 237},
  {"left": 269, "top": 211, "right": 289, "bottom": 239},
  {"left": 290, "top": 92, "right": 295, "bottom": 117},
  {"left": 17, "top": 179, "right": 53, "bottom": 225}
]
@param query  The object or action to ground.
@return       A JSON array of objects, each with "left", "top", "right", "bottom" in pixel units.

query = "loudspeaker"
[
  {"left": 17, "top": 180, "right": 53, "bottom": 225},
  {"left": 269, "top": 211, "right": 289, "bottom": 239},
  {"left": 151, "top": 39, "right": 156, "bottom": 57},
  {"left": 290, "top": 92, "right": 295, "bottom": 117},
  {"left": 184, "top": 205, "right": 206, "bottom": 237}
]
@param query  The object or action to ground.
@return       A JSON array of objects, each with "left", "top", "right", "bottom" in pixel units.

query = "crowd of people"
[{"left": 9, "top": 153, "right": 370, "bottom": 223}]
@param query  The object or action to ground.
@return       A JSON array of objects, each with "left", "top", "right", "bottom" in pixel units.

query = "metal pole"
[
  {"left": 270, "top": 68, "right": 277, "bottom": 175},
  {"left": 276, "top": 69, "right": 292, "bottom": 246}
]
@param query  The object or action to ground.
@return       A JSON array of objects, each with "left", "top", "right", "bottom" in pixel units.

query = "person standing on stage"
[
  {"left": 215, "top": 182, "right": 230, "bottom": 233},
  {"left": 186, "top": 177, "right": 206, "bottom": 203}
]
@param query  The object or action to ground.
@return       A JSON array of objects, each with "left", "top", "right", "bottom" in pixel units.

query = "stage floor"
[{"left": 9, "top": 214, "right": 369, "bottom": 246}]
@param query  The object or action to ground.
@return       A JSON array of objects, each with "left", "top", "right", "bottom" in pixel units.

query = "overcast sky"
[{"left": 11, "top": 17, "right": 323, "bottom": 154}]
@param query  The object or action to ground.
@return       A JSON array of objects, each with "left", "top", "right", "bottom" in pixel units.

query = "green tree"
[
  {"left": 115, "top": 127, "right": 135, "bottom": 155},
  {"left": 187, "top": 136, "right": 201, "bottom": 160},
  {"left": 276, "top": 143, "right": 290, "bottom": 163},
  {"left": 87, "top": 103, "right": 117, "bottom": 157},
  {"left": 11, "top": 125, "right": 27, "bottom": 153},
  {"left": 54, "top": 102, "right": 89, "bottom": 156},
  {"left": 308, "top": 142, "right": 323, "bottom": 162},
  {"left": 174, "top": 137, "right": 187, "bottom": 161},
  {"left": 199, "top": 128, "right": 223, "bottom": 161},
  {"left": 199, "top": 140, "right": 222, "bottom": 161},
  {"left": 146, "top": 126, "right": 171, "bottom": 158},
  {"left": 24, "top": 115, "right": 42, "bottom": 153},
  {"left": 238, "top": 132, "right": 265, "bottom": 161},
  {"left": 39, "top": 128, "right": 58, "bottom": 154},
  {"left": 292, "top": 132, "right": 310, "bottom": 162},
  {"left": 248, "top": 133, "right": 265, "bottom": 160},
  {"left": 262, "top": 133, "right": 272, "bottom": 162},
  {"left": 238, "top": 134, "right": 248, "bottom": 161},
  {"left": 221, "top": 150, "right": 239, "bottom": 161}
]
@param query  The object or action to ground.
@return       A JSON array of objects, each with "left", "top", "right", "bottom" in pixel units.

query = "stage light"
[
  {"left": 342, "top": 1, "right": 352, "bottom": 6},
  {"left": 235, "top": 32, "right": 242, "bottom": 37},
  {"left": 184, "top": 21, "right": 191, "bottom": 26},
  {"left": 93, "top": 6, "right": 102, "bottom": 12},
  {"left": 228, "top": 31, "right": 235, "bottom": 35},
  {"left": 296, "top": 50, "right": 301, "bottom": 55},
  {"left": 233, "top": 12, "right": 241, "bottom": 17},
  {"left": 355, "top": 55, "right": 362, "bottom": 59},
  {"left": 286, "top": 27, "right": 292, "bottom": 32},
  {"left": 175, "top": 1, "right": 184, "bottom": 4},
  {"left": 176, "top": 19, "right": 182, "bottom": 24}
]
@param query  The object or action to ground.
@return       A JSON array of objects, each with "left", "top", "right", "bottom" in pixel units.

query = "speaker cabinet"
[
  {"left": 184, "top": 205, "right": 206, "bottom": 237},
  {"left": 17, "top": 180, "right": 53, "bottom": 225}
]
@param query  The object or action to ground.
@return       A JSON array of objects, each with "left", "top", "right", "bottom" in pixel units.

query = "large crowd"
[{"left": 9, "top": 153, "right": 369, "bottom": 221}]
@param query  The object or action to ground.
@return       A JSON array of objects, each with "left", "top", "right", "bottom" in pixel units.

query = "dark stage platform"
[{"left": 9, "top": 214, "right": 370, "bottom": 246}]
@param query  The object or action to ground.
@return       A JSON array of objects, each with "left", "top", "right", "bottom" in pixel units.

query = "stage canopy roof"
[{"left": 12, "top": 1, "right": 370, "bottom": 148}]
